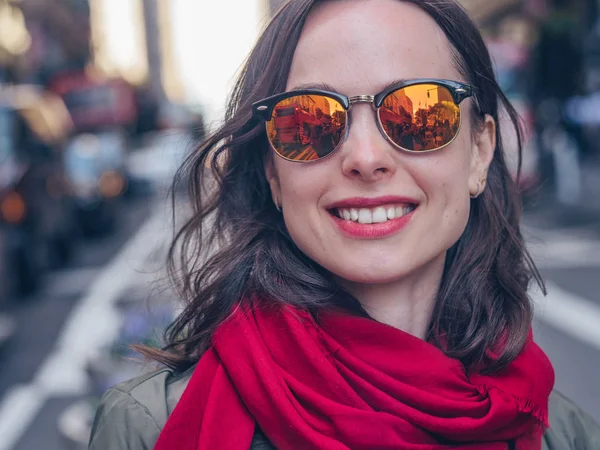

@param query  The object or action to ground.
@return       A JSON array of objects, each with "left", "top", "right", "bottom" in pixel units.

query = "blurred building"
[
  {"left": 89, "top": 0, "right": 149, "bottom": 88},
  {"left": 89, "top": 0, "right": 269, "bottom": 123},
  {"left": 385, "top": 89, "right": 414, "bottom": 117},
  {"left": 0, "top": 0, "right": 31, "bottom": 82},
  {"left": 11, "top": 0, "right": 91, "bottom": 85}
]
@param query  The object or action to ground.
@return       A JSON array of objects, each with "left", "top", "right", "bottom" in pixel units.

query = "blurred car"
[
  {"left": 156, "top": 101, "right": 206, "bottom": 145},
  {"left": 65, "top": 132, "right": 128, "bottom": 235},
  {"left": 49, "top": 71, "right": 138, "bottom": 135},
  {"left": 0, "top": 85, "right": 78, "bottom": 296}
]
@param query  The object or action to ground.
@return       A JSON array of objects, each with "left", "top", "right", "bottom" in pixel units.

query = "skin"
[{"left": 266, "top": 0, "right": 496, "bottom": 339}]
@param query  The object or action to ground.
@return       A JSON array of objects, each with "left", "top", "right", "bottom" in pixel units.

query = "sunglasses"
[{"left": 252, "top": 78, "right": 474, "bottom": 162}]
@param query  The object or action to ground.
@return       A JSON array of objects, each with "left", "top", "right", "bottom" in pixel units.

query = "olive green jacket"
[{"left": 89, "top": 366, "right": 600, "bottom": 449}]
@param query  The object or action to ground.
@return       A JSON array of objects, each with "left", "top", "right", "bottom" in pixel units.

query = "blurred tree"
[{"left": 428, "top": 101, "right": 459, "bottom": 124}]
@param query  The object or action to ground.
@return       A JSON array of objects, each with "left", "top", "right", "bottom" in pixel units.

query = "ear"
[
  {"left": 264, "top": 158, "right": 282, "bottom": 208},
  {"left": 468, "top": 114, "right": 496, "bottom": 196}
]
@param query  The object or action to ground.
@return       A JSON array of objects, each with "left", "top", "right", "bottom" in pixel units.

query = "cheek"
[
  {"left": 276, "top": 164, "right": 322, "bottom": 208},
  {"left": 441, "top": 181, "right": 471, "bottom": 233},
  {"left": 420, "top": 151, "right": 470, "bottom": 201},
  {"left": 274, "top": 161, "right": 331, "bottom": 239},
  {"left": 419, "top": 141, "right": 473, "bottom": 237}
]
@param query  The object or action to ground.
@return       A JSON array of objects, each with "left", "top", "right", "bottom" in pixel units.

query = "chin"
[
  {"left": 331, "top": 263, "right": 415, "bottom": 285},
  {"left": 325, "top": 249, "right": 447, "bottom": 286}
]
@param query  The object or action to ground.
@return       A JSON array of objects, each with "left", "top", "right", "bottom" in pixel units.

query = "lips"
[{"left": 326, "top": 196, "right": 418, "bottom": 239}]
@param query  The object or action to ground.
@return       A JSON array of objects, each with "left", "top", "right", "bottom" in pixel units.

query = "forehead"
[{"left": 287, "top": 0, "right": 460, "bottom": 93}]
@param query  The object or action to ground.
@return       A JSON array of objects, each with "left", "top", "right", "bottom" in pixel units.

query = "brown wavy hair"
[{"left": 140, "top": 0, "right": 544, "bottom": 374}]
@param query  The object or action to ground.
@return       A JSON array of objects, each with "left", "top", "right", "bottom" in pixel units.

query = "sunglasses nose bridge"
[{"left": 348, "top": 95, "right": 376, "bottom": 110}]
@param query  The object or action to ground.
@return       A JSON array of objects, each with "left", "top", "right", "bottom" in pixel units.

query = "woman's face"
[{"left": 266, "top": 0, "right": 494, "bottom": 288}]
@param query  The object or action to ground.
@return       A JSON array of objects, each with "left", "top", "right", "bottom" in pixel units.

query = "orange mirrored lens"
[
  {"left": 379, "top": 84, "right": 460, "bottom": 151},
  {"left": 266, "top": 95, "right": 346, "bottom": 161}
]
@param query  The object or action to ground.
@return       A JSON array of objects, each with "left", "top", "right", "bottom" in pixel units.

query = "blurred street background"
[{"left": 0, "top": 0, "right": 599, "bottom": 448}]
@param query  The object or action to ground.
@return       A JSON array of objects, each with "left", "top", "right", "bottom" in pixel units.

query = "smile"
[
  {"left": 327, "top": 202, "right": 418, "bottom": 239},
  {"left": 333, "top": 203, "right": 417, "bottom": 224}
]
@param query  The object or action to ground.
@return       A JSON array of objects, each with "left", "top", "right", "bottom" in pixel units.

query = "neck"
[{"left": 340, "top": 254, "right": 445, "bottom": 340}]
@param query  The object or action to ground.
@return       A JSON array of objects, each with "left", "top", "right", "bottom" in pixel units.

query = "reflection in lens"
[
  {"left": 379, "top": 84, "right": 460, "bottom": 151},
  {"left": 266, "top": 94, "right": 346, "bottom": 161}
]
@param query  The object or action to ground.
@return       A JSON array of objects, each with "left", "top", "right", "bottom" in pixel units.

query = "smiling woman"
[{"left": 89, "top": 1, "right": 600, "bottom": 449}]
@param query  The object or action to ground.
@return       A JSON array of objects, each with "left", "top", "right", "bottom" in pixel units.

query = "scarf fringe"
[{"left": 476, "top": 384, "right": 549, "bottom": 429}]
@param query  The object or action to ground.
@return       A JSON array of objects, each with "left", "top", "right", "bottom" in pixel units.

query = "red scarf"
[{"left": 155, "top": 303, "right": 554, "bottom": 450}]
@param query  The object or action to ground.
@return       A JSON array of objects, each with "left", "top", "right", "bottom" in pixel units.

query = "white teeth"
[
  {"left": 372, "top": 207, "right": 388, "bottom": 223},
  {"left": 358, "top": 209, "right": 373, "bottom": 224},
  {"left": 336, "top": 203, "right": 416, "bottom": 223}
]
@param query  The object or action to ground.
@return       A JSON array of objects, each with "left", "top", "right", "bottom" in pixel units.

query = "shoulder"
[
  {"left": 543, "top": 390, "right": 600, "bottom": 450},
  {"left": 88, "top": 364, "right": 273, "bottom": 449},
  {"left": 88, "top": 366, "right": 194, "bottom": 450}
]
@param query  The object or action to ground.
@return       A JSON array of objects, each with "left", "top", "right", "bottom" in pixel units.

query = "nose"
[{"left": 340, "top": 105, "right": 397, "bottom": 182}]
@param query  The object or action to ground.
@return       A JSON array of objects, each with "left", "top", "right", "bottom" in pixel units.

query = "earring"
[
  {"left": 275, "top": 203, "right": 282, "bottom": 212},
  {"left": 470, "top": 180, "right": 482, "bottom": 199}
]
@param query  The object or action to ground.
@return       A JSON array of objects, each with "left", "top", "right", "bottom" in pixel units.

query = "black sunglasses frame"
[{"left": 251, "top": 78, "right": 475, "bottom": 161}]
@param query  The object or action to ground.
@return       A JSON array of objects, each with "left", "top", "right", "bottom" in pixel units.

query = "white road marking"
[
  {"left": 0, "top": 386, "right": 45, "bottom": 450},
  {"left": 524, "top": 225, "right": 600, "bottom": 268},
  {"left": 526, "top": 225, "right": 600, "bottom": 347},
  {"left": 528, "top": 239, "right": 600, "bottom": 268},
  {"left": 533, "top": 281, "right": 600, "bottom": 350},
  {"left": 0, "top": 206, "right": 168, "bottom": 450}
]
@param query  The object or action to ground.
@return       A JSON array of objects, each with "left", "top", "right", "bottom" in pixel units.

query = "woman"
[{"left": 89, "top": 0, "right": 600, "bottom": 449}]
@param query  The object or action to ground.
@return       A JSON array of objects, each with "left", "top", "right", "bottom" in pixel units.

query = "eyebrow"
[
  {"left": 289, "top": 78, "right": 410, "bottom": 95},
  {"left": 289, "top": 82, "right": 338, "bottom": 92}
]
